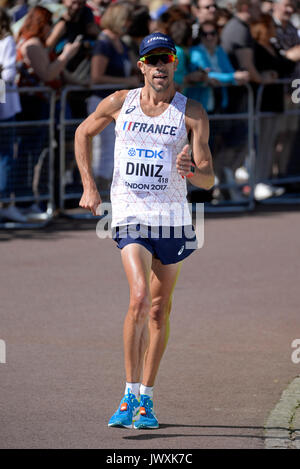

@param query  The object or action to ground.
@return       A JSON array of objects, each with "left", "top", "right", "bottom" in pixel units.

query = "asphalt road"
[{"left": 1, "top": 206, "right": 300, "bottom": 449}]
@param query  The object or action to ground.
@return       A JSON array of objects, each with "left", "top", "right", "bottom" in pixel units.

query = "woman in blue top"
[
  {"left": 168, "top": 19, "right": 207, "bottom": 92},
  {"left": 188, "top": 20, "right": 249, "bottom": 113}
]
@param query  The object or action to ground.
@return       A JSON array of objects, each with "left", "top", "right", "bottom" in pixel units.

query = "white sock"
[
  {"left": 140, "top": 384, "right": 153, "bottom": 399},
  {"left": 125, "top": 382, "right": 140, "bottom": 398}
]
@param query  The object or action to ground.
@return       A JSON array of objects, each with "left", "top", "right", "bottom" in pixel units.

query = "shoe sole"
[
  {"left": 108, "top": 422, "right": 133, "bottom": 429},
  {"left": 134, "top": 424, "right": 159, "bottom": 429}
]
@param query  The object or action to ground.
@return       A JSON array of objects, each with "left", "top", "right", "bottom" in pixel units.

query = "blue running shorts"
[{"left": 112, "top": 224, "right": 197, "bottom": 265}]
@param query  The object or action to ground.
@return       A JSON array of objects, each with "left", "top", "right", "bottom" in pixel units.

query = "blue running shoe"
[
  {"left": 108, "top": 390, "right": 139, "bottom": 428},
  {"left": 134, "top": 394, "right": 159, "bottom": 429}
]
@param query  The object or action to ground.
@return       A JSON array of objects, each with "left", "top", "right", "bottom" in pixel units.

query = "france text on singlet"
[{"left": 111, "top": 88, "right": 192, "bottom": 228}]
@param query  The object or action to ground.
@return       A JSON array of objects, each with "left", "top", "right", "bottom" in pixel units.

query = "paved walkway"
[{"left": 1, "top": 207, "right": 300, "bottom": 449}]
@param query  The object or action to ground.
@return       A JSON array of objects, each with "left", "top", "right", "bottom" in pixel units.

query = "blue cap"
[{"left": 139, "top": 32, "right": 176, "bottom": 57}]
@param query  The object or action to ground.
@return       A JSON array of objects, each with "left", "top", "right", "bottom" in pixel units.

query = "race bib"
[{"left": 119, "top": 146, "right": 172, "bottom": 192}]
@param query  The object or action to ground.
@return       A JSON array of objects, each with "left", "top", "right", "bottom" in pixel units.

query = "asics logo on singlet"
[
  {"left": 128, "top": 148, "right": 164, "bottom": 159},
  {"left": 123, "top": 121, "right": 177, "bottom": 135},
  {"left": 125, "top": 106, "right": 136, "bottom": 114}
]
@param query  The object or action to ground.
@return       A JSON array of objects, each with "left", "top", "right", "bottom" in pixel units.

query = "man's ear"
[{"left": 137, "top": 60, "right": 145, "bottom": 75}]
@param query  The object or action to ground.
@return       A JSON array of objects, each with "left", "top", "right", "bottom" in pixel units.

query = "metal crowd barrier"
[
  {"left": 0, "top": 87, "right": 56, "bottom": 228},
  {"left": 205, "top": 82, "right": 256, "bottom": 213},
  {"left": 1, "top": 80, "right": 299, "bottom": 229},
  {"left": 58, "top": 83, "right": 256, "bottom": 217},
  {"left": 254, "top": 78, "right": 300, "bottom": 205}
]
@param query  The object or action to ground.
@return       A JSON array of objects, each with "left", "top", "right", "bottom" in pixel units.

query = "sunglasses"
[
  {"left": 201, "top": 30, "right": 218, "bottom": 37},
  {"left": 140, "top": 53, "right": 177, "bottom": 65},
  {"left": 201, "top": 4, "right": 217, "bottom": 9}
]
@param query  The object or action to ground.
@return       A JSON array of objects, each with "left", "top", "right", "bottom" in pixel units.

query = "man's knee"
[
  {"left": 128, "top": 290, "right": 151, "bottom": 323},
  {"left": 149, "top": 300, "right": 171, "bottom": 329}
]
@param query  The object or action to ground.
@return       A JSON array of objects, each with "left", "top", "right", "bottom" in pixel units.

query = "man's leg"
[
  {"left": 108, "top": 243, "right": 153, "bottom": 428},
  {"left": 133, "top": 258, "right": 182, "bottom": 429},
  {"left": 142, "top": 258, "right": 182, "bottom": 387},
  {"left": 121, "top": 243, "right": 153, "bottom": 384}
]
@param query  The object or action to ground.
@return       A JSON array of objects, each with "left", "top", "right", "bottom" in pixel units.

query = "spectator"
[
  {"left": 86, "top": 0, "right": 114, "bottom": 26},
  {"left": 168, "top": 18, "right": 207, "bottom": 91},
  {"left": 87, "top": 2, "right": 140, "bottom": 198},
  {"left": 251, "top": 13, "right": 294, "bottom": 200},
  {"left": 46, "top": 0, "right": 99, "bottom": 73},
  {"left": 191, "top": 0, "right": 218, "bottom": 42},
  {"left": 0, "top": 7, "right": 24, "bottom": 222},
  {"left": 272, "top": 0, "right": 300, "bottom": 182},
  {"left": 15, "top": 6, "right": 80, "bottom": 212},
  {"left": 10, "top": 0, "right": 29, "bottom": 23},
  {"left": 177, "top": 0, "right": 194, "bottom": 15},
  {"left": 220, "top": 0, "right": 277, "bottom": 200},
  {"left": 272, "top": 0, "right": 300, "bottom": 72},
  {"left": 16, "top": 6, "right": 80, "bottom": 93},
  {"left": 192, "top": 0, "right": 218, "bottom": 24},
  {"left": 216, "top": 7, "right": 233, "bottom": 34},
  {"left": 151, "top": 0, "right": 172, "bottom": 21},
  {"left": 188, "top": 20, "right": 249, "bottom": 196},
  {"left": 189, "top": 20, "right": 249, "bottom": 112},
  {"left": 262, "top": 0, "right": 275, "bottom": 15},
  {"left": 122, "top": 4, "right": 151, "bottom": 67},
  {"left": 156, "top": 4, "right": 192, "bottom": 34},
  {"left": 221, "top": 0, "right": 274, "bottom": 84}
]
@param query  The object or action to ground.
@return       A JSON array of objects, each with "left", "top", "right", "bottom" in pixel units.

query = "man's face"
[
  {"left": 261, "top": 1, "right": 275, "bottom": 15},
  {"left": 138, "top": 48, "right": 178, "bottom": 93},
  {"left": 195, "top": 0, "right": 217, "bottom": 23},
  {"left": 274, "top": 0, "right": 296, "bottom": 22},
  {"left": 201, "top": 23, "right": 218, "bottom": 48},
  {"left": 63, "top": 0, "right": 85, "bottom": 13},
  {"left": 249, "top": 0, "right": 262, "bottom": 22}
]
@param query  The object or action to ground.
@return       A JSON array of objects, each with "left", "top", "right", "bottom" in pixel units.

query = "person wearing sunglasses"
[
  {"left": 193, "top": 0, "right": 218, "bottom": 24},
  {"left": 192, "top": 0, "right": 218, "bottom": 41},
  {"left": 74, "top": 32, "right": 214, "bottom": 430},
  {"left": 188, "top": 21, "right": 249, "bottom": 113}
]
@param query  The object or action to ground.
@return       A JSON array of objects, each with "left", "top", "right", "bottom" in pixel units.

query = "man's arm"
[
  {"left": 283, "top": 45, "right": 300, "bottom": 62},
  {"left": 46, "top": 20, "right": 66, "bottom": 49},
  {"left": 235, "top": 48, "right": 266, "bottom": 83},
  {"left": 177, "top": 100, "right": 214, "bottom": 190},
  {"left": 74, "top": 89, "right": 127, "bottom": 214}
]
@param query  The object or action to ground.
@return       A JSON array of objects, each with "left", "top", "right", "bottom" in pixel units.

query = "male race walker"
[{"left": 75, "top": 32, "right": 214, "bottom": 429}]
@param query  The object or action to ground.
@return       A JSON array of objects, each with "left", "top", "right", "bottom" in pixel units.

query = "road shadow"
[{"left": 122, "top": 423, "right": 289, "bottom": 442}]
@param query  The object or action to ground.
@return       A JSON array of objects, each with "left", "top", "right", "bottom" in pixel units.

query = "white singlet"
[{"left": 111, "top": 88, "right": 192, "bottom": 228}]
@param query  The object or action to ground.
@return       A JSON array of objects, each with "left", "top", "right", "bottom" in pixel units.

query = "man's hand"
[
  {"left": 176, "top": 144, "right": 192, "bottom": 178},
  {"left": 234, "top": 70, "right": 250, "bottom": 84},
  {"left": 79, "top": 188, "right": 102, "bottom": 216}
]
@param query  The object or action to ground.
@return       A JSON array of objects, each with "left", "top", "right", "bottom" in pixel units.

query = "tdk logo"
[{"left": 128, "top": 148, "right": 164, "bottom": 159}]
